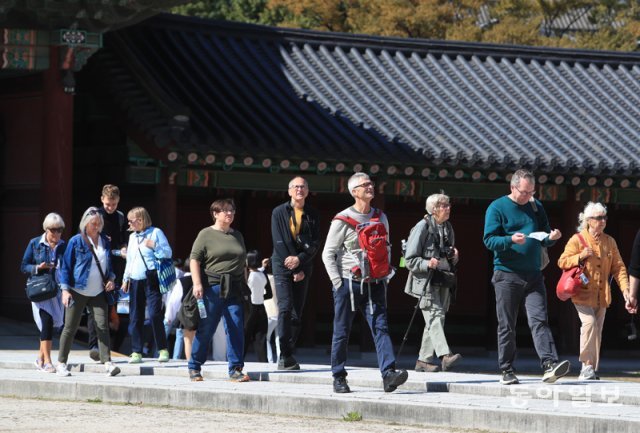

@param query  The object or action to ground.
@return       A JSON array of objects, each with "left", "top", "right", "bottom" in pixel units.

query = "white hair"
[
  {"left": 510, "top": 169, "right": 535, "bottom": 187},
  {"left": 577, "top": 202, "right": 607, "bottom": 231},
  {"left": 347, "top": 172, "right": 370, "bottom": 197},
  {"left": 425, "top": 194, "right": 450, "bottom": 215},
  {"left": 78, "top": 206, "right": 104, "bottom": 234},
  {"left": 42, "top": 213, "right": 65, "bottom": 231}
]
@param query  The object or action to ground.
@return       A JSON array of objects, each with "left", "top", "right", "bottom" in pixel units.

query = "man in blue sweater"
[{"left": 484, "top": 169, "right": 570, "bottom": 385}]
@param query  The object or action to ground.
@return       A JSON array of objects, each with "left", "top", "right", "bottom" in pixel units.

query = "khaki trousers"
[
  {"left": 418, "top": 284, "right": 451, "bottom": 363},
  {"left": 574, "top": 304, "right": 606, "bottom": 371}
]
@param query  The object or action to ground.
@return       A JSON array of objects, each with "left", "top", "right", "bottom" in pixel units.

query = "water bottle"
[
  {"left": 197, "top": 298, "right": 207, "bottom": 319},
  {"left": 111, "top": 249, "right": 122, "bottom": 257}
]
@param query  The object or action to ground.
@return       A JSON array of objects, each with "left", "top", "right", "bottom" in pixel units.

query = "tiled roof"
[{"left": 97, "top": 13, "right": 640, "bottom": 175}]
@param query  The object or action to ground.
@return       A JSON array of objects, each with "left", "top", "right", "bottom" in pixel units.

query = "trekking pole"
[{"left": 396, "top": 269, "right": 433, "bottom": 361}]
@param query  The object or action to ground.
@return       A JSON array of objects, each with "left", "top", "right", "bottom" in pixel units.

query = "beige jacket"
[{"left": 557, "top": 229, "right": 628, "bottom": 308}]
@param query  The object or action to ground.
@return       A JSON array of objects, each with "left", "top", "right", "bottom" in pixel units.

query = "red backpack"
[{"left": 334, "top": 209, "right": 390, "bottom": 280}]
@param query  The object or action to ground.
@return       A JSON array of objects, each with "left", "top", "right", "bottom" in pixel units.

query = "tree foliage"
[{"left": 171, "top": 0, "right": 640, "bottom": 51}]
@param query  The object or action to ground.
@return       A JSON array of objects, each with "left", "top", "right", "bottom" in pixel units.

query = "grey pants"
[
  {"left": 492, "top": 270, "right": 558, "bottom": 371},
  {"left": 58, "top": 290, "right": 111, "bottom": 364},
  {"left": 418, "top": 284, "right": 451, "bottom": 362}
]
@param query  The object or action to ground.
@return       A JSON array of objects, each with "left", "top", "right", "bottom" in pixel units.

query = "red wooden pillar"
[
  {"left": 41, "top": 45, "right": 73, "bottom": 226},
  {"left": 156, "top": 168, "right": 178, "bottom": 249}
]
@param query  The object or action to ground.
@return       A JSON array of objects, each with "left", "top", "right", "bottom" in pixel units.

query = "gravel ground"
[{"left": 0, "top": 396, "right": 482, "bottom": 433}]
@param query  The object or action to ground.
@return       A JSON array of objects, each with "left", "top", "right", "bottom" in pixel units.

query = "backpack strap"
[{"left": 333, "top": 214, "right": 359, "bottom": 228}]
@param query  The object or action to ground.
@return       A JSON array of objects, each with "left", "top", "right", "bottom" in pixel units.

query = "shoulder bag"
[
  {"left": 556, "top": 234, "right": 589, "bottom": 301},
  {"left": 25, "top": 271, "right": 58, "bottom": 302}
]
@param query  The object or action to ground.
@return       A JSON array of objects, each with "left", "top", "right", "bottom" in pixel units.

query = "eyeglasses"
[
  {"left": 289, "top": 184, "right": 308, "bottom": 190},
  {"left": 437, "top": 203, "right": 452, "bottom": 209},
  {"left": 514, "top": 186, "right": 536, "bottom": 196},
  {"left": 87, "top": 209, "right": 99, "bottom": 216},
  {"left": 354, "top": 181, "right": 375, "bottom": 189},
  {"left": 48, "top": 227, "right": 64, "bottom": 233},
  {"left": 590, "top": 215, "right": 608, "bottom": 221},
  {"left": 128, "top": 218, "right": 139, "bottom": 224},
  {"left": 218, "top": 209, "right": 236, "bottom": 214}
]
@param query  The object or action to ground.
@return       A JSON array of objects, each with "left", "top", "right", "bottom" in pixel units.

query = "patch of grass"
[
  {"left": 86, "top": 398, "right": 102, "bottom": 403},
  {"left": 342, "top": 411, "right": 363, "bottom": 422}
]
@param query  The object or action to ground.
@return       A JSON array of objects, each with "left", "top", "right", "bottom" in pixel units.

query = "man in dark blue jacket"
[{"left": 271, "top": 177, "right": 320, "bottom": 370}]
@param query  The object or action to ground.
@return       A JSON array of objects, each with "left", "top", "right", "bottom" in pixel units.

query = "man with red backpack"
[{"left": 322, "top": 172, "right": 408, "bottom": 394}]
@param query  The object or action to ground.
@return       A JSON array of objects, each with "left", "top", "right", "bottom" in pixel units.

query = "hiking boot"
[
  {"left": 189, "top": 369, "right": 204, "bottom": 382},
  {"left": 157, "top": 349, "right": 170, "bottom": 363},
  {"left": 500, "top": 369, "right": 519, "bottom": 385},
  {"left": 128, "top": 352, "right": 143, "bottom": 364},
  {"left": 415, "top": 360, "right": 440, "bottom": 372},
  {"left": 542, "top": 360, "right": 570, "bottom": 384},
  {"left": 105, "top": 362, "right": 121, "bottom": 377},
  {"left": 383, "top": 369, "right": 408, "bottom": 393},
  {"left": 441, "top": 353, "right": 462, "bottom": 371},
  {"left": 229, "top": 368, "right": 250, "bottom": 382},
  {"left": 56, "top": 363, "right": 71, "bottom": 377},
  {"left": 333, "top": 376, "right": 351, "bottom": 393},
  {"left": 277, "top": 355, "right": 300, "bottom": 371},
  {"left": 579, "top": 365, "right": 597, "bottom": 381},
  {"left": 89, "top": 347, "right": 100, "bottom": 362}
]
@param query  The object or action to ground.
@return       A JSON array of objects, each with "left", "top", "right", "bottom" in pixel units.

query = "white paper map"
[{"left": 528, "top": 231, "right": 549, "bottom": 241}]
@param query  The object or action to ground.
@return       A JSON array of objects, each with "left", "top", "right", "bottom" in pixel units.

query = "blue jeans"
[
  {"left": 330, "top": 279, "right": 396, "bottom": 378},
  {"left": 164, "top": 321, "right": 185, "bottom": 359},
  {"left": 188, "top": 284, "right": 244, "bottom": 375},
  {"left": 129, "top": 278, "right": 167, "bottom": 354}
]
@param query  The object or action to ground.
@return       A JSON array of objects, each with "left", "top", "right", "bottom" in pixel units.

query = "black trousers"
[
  {"left": 274, "top": 267, "right": 312, "bottom": 358},
  {"left": 244, "top": 303, "right": 268, "bottom": 362}
]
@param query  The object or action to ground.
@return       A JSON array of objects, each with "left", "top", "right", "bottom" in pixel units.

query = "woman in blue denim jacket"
[
  {"left": 57, "top": 207, "right": 120, "bottom": 377},
  {"left": 121, "top": 206, "right": 172, "bottom": 364},
  {"left": 20, "top": 212, "right": 67, "bottom": 374}
]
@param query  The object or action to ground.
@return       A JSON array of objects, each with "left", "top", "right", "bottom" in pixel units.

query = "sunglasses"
[
  {"left": 590, "top": 215, "right": 608, "bottom": 221},
  {"left": 48, "top": 227, "right": 64, "bottom": 233}
]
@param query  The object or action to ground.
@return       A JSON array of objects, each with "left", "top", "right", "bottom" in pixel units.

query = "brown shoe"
[
  {"left": 415, "top": 359, "right": 441, "bottom": 372},
  {"left": 441, "top": 353, "right": 462, "bottom": 371}
]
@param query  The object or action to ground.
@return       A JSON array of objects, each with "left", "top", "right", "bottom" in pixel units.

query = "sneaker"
[
  {"left": 500, "top": 369, "right": 519, "bottom": 385},
  {"left": 333, "top": 376, "right": 351, "bottom": 393},
  {"left": 579, "top": 365, "right": 597, "bottom": 381},
  {"left": 55, "top": 363, "right": 71, "bottom": 377},
  {"left": 128, "top": 352, "right": 143, "bottom": 364},
  {"left": 229, "top": 368, "right": 250, "bottom": 382},
  {"left": 415, "top": 360, "right": 440, "bottom": 372},
  {"left": 542, "top": 360, "right": 571, "bottom": 384},
  {"left": 441, "top": 353, "right": 462, "bottom": 371},
  {"left": 105, "top": 362, "right": 121, "bottom": 377},
  {"left": 89, "top": 347, "right": 100, "bottom": 362},
  {"left": 277, "top": 355, "right": 300, "bottom": 371},
  {"left": 383, "top": 369, "right": 408, "bottom": 393},
  {"left": 189, "top": 369, "right": 204, "bottom": 382},
  {"left": 157, "top": 349, "right": 170, "bottom": 363},
  {"left": 42, "top": 363, "right": 56, "bottom": 374},
  {"left": 34, "top": 358, "right": 44, "bottom": 372}
]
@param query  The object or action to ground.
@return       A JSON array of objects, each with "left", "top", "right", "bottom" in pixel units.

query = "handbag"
[
  {"left": 556, "top": 234, "right": 589, "bottom": 301},
  {"left": 155, "top": 257, "right": 177, "bottom": 294},
  {"left": 25, "top": 272, "right": 58, "bottom": 302}
]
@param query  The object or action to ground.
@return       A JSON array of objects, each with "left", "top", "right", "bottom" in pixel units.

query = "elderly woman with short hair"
[
  {"left": 57, "top": 207, "right": 120, "bottom": 377},
  {"left": 121, "top": 207, "right": 172, "bottom": 364},
  {"left": 21, "top": 213, "right": 67, "bottom": 373},
  {"left": 558, "top": 202, "right": 629, "bottom": 380},
  {"left": 404, "top": 193, "right": 461, "bottom": 372}
]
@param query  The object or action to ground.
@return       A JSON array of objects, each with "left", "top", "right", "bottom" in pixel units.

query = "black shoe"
[
  {"left": 333, "top": 376, "right": 351, "bottom": 393},
  {"left": 277, "top": 355, "right": 300, "bottom": 371},
  {"left": 189, "top": 369, "right": 203, "bottom": 382},
  {"left": 500, "top": 369, "right": 519, "bottom": 385},
  {"left": 383, "top": 369, "right": 408, "bottom": 393},
  {"left": 542, "top": 360, "right": 570, "bottom": 383},
  {"left": 89, "top": 347, "right": 100, "bottom": 362}
]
